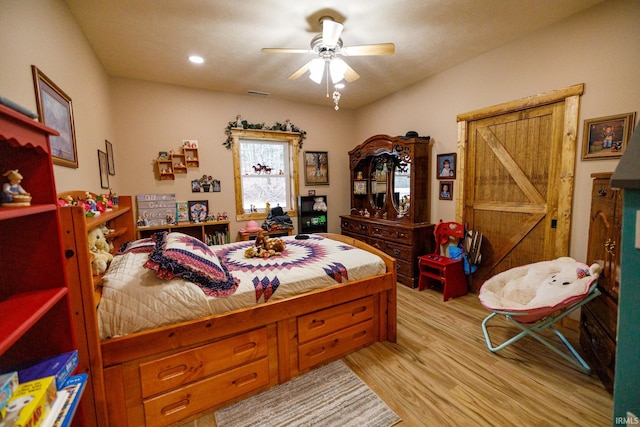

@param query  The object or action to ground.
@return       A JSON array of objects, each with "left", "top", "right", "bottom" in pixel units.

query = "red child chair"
[{"left": 417, "top": 221, "right": 468, "bottom": 301}]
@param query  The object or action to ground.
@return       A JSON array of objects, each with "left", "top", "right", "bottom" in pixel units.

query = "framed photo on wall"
[
  {"left": 439, "top": 181, "right": 453, "bottom": 200},
  {"left": 106, "top": 140, "right": 115, "bottom": 175},
  {"left": 582, "top": 112, "right": 636, "bottom": 160},
  {"left": 437, "top": 153, "right": 456, "bottom": 179},
  {"left": 98, "top": 150, "right": 109, "bottom": 189},
  {"left": 32, "top": 65, "right": 78, "bottom": 168},
  {"left": 304, "top": 151, "right": 329, "bottom": 185}
]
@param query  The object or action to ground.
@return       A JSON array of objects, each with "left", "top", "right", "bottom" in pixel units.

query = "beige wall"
[
  {"left": 2, "top": 0, "right": 639, "bottom": 257},
  {"left": 354, "top": 0, "right": 640, "bottom": 262}
]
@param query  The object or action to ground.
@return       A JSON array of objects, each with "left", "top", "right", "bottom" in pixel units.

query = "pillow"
[
  {"left": 117, "top": 237, "right": 155, "bottom": 255},
  {"left": 144, "top": 232, "right": 239, "bottom": 296}
]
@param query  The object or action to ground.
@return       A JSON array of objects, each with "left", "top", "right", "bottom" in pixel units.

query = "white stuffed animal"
[
  {"left": 312, "top": 196, "right": 327, "bottom": 212},
  {"left": 88, "top": 226, "right": 114, "bottom": 275}
]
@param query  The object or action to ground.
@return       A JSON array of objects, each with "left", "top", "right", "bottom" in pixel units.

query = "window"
[{"left": 231, "top": 129, "right": 300, "bottom": 221}]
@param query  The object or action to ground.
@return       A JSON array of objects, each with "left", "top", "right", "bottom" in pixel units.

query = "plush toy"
[
  {"left": 312, "top": 197, "right": 327, "bottom": 212},
  {"left": 88, "top": 226, "right": 114, "bottom": 275},
  {"left": 244, "top": 231, "right": 286, "bottom": 258}
]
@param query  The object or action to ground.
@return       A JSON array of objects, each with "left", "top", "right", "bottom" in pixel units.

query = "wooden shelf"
[
  {"left": 0, "top": 203, "right": 57, "bottom": 221},
  {"left": 137, "top": 220, "right": 230, "bottom": 244},
  {"left": 0, "top": 288, "right": 67, "bottom": 354}
]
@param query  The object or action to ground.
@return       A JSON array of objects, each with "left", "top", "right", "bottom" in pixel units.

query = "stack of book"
[{"left": 0, "top": 350, "right": 87, "bottom": 427}]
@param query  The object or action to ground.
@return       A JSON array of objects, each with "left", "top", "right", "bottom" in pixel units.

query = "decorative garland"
[{"left": 223, "top": 116, "right": 307, "bottom": 149}]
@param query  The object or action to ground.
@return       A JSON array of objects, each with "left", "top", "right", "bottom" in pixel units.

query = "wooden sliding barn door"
[{"left": 457, "top": 84, "right": 583, "bottom": 291}]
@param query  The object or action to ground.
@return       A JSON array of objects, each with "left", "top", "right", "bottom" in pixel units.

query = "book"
[
  {"left": 15, "top": 351, "right": 78, "bottom": 391},
  {"left": 0, "top": 371, "right": 19, "bottom": 412},
  {"left": 176, "top": 201, "right": 189, "bottom": 223},
  {"left": 41, "top": 374, "right": 87, "bottom": 427},
  {"left": 1, "top": 376, "right": 56, "bottom": 427}
]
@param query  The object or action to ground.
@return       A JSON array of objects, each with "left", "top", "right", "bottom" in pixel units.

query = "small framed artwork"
[
  {"left": 105, "top": 140, "right": 115, "bottom": 175},
  {"left": 176, "top": 201, "right": 189, "bottom": 223},
  {"left": 191, "top": 179, "right": 201, "bottom": 192},
  {"left": 308, "top": 189, "right": 316, "bottom": 196},
  {"left": 32, "top": 65, "right": 78, "bottom": 168},
  {"left": 98, "top": 150, "right": 109, "bottom": 189},
  {"left": 158, "top": 151, "right": 169, "bottom": 160},
  {"left": 353, "top": 180, "right": 367, "bottom": 195},
  {"left": 439, "top": 181, "right": 453, "bottom": 200},
  {"left": 188, "top": 200, "right": 208, "bottom": 223},
  {"left": 304, "top": 151, "right": 329, "bottom": 185},
  {"left": 212, "top": 179, "right": 221, "bottom": 192},
  {"left": 582, "top": 112, "right": 636, "bottom": 160},
  {"left": 437, "top": 153, "right": 456, "bottom": 179}
]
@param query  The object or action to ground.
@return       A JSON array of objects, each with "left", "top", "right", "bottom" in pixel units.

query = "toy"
[
  {"left": 244, "top": 231, "right": 286, "bottom": 259},
  {"left": 312, "top": 197, "right": 327, "bottom": 212},
  {"left": 1, "top": 169, "right": 31, "bottom": 207},
  {"left": 88, "top": 226, "right": 114, "bottom": 275}
]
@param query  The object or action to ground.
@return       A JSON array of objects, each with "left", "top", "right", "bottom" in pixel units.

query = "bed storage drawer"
[
  {"left": 139, "top": 327, "right": 269, "bottom": 398},
  {"left": 298, "top": 296, "right": 374, "bottom": 343},
  {"left": 143, "top": 358, "right": 270, "bottom": 426},
  {"left": 298, "top": 319, "right": 375, "bottom": 371}
]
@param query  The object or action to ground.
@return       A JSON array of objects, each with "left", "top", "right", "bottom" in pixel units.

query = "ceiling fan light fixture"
[
  {"left": 308, "top": 58, "right": 325, "bottom": 84},
  {"left": 330, "top": 58, "right": 347, "bottom": 84},
  {"left": 321, "top": 18, "right": 344, "bottom": 48},
  {"left": 188, "top": 55, "right": 204, "bottom": 64}
]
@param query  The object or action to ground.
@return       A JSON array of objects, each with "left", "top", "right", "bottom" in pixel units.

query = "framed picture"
[
  {"left": 188, "top": 200, "right": 208, "bottom": 223},
  {"left": 308, "top": 190, "right": 316, "bottom": 196},
  {"left": 437, "top": 153, "right": 456, "bottom": 179},
  {"left": 212, "top": 179, "right": 221, "bottom": 192},
  {"left": 304, "top": 151, "right": 329, "bottom": 185},
  {"left": 191, "top": 179, "right": 201, "bottom": 192},
  {"left": 31, "top": 65, "right": 78, "bottom": 168},
  {"left": 158, "top": 151, "right": 169, "bottom": 160},
  {"left": 439, "top": 181, "right": 453, "bottom": 200},
  {"left": 176, "top": 201, "right": 189, "bottom": 223},
  {"left": 582, "top": 112, "right": 636, "bottom": 160},
  {"left": 353, "top": 180, "right": 367, "bottom": 195},
  {"left": 98, "top": 150, "right": 109, "bottom": 189},
  {"left": 105, "top": 140, "right": 115, "bottom": 175}
]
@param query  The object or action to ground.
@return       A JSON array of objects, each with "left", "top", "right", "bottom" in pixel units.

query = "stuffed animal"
[
  {"left": 244, "top": 231, "right": 286, "bottom": 258},
  {"left": 88, "top": 226, "right": 114, "bottom": 275},
  {"left": 312, "top": 197, "right": 327, "bottom": 212}
]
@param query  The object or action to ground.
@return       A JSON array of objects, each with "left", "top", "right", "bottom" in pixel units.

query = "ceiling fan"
[{"left": 261, "top": 16, "right": 395, "bottom": 86}]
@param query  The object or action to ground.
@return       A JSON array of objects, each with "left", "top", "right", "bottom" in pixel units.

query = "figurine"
[{"left": 2, "top": 169, "right": 31, "bottom": 206}]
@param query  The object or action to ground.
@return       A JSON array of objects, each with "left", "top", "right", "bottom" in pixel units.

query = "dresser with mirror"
[{"left": 341, "top": 134, "right": 435, "bottom": 287}]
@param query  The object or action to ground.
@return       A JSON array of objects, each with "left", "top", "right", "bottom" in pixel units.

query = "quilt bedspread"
[{"left": 98, "top": 235, "right": 386, "bottom": 339}]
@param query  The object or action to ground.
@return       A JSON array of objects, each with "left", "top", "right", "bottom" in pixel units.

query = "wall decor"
[
  {"left": 437, "top": 153, "right": 456, "bottom": 179},
  {"left": 304, "top": 151, "right": 329, "bottom": 185},
  {"left": 353, "top": 180, "right": 367, "bottom": 195},
  {"left": 191, "top": 179, "right": 202, "bottom": 192},
  {"left": 98, "top": 150, "right": 109, "bottom": 189},
  {"left": 136, "top": 194, "right": 177, "bottom": 226},
  {"left": 308, "top": 190, "right": 316, "bottom": 196},
  {"left": 105, "top": 140, "right": 115, "bottom": 175},
  {"left": 176, "top": 201, "right": 189, "bottom": 223},
  {"left": 213, "top": 179, "right": 221, "bottom": 192},
  {"left": 223, "top": 117, "right": 307, "bottom": 149},
  {"left": 188, "top": 200, "right": 208, "bottom": 223},
  {"left": 582, "top": 112, "right": 636, "bottom": 160},
  {"left": 439, "top": 180, "right": 453, "bottom": 200},
  {"left": 31, "top": 65, "right": 78, "bottom": 168}
]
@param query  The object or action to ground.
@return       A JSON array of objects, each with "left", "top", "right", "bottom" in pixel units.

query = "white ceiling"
[{"left": 63, "top": 0, "right": 604, "bottom": 110}]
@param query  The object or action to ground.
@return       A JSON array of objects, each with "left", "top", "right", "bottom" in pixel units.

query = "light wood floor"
[{"left": 180, "top": 285, "right": 613, "bottom": 427}]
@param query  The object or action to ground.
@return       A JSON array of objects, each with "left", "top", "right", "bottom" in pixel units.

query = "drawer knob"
[
  {"left": 233, "top": 372, "right": 259, "bottom": 387},
  {"left": 161, "top": 398, "right": 190, "bottom": 416},
  {"left": 157, "top": 364, "right": 188, "bottom": 381},
  {"left": 233, "top": 342, "right": 258, "bottom": 355}
]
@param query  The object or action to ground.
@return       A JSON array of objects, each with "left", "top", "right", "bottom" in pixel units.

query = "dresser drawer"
[
  {"left": 143, "top": 358, "right": 270, "bottom": 426},
  {"left": 384, "top": 241, "right": 412, "bottom": 261},
  {"left": 341, "top": 217, "right": 370, "bottom": 235},
  {"left": 298, "top": 319, "right": 375, "bottom": 371},
  {"left": 371, "top": 224, "right": 412, "bottom": 245},
  {"left": 580, "top": 309, "right": 615, "bottom": 391},
  {"left": 395, "top": 258, "right": 413, "bottom": 278},
  {"left": 298, "top": 296, "right": 374, "bottom": 344},
  {"left": 583, "top": 294, "right": 617, "bottom": 340},
  {"left": 139, "top": 328, "right": 269, "bottom": 398}
]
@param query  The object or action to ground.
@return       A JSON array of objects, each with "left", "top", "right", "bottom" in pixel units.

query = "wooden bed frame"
[{"left": 58, "top": 194, "right": 397, "bottom": 426}]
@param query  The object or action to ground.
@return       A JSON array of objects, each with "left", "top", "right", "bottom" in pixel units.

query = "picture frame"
[
  {"left": 176, "top": 201, "right": 189, "bottom": 223},
  {"left": 31, "top": 65, "right": 78, "bottom": 168},
  {"left": 188, "top": 200, "right": 208, "bottom": 223},
  {"left": 304, "top": 151, "right": 329, "bottom": 185},
  {"left": 105, "top": 140, "right": 115, "bottom": 175},
  {"left": 437, "top": 153, "right": 456, "bottom": 179},
  {"left": 191, "top": 179, "right": 202, "bottom": 192},
  {"left": 353, "top": 180, "right": 367, "bottom": 195},
  {"left": 98, "top": 150, "right": 109, "bottom": 189},
  {"left": 158, "top": 151, "right": 169, "bottom": 160},
  {"left": 212, "top": 179, "right": 221, "bottom": 192},
  {"left": 308, "top": 190, "right": 316, "bottom": 196},
  {"left": 439, "top": 180, "right": 453, "bottom": 200},
  {"left": 581, "top": 112, "right": 636, "bottom": 160}
]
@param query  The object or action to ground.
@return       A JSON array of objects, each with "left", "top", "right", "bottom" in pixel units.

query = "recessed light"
[{"left": 188, "top": 55, "right": 204, "bottom": 64}]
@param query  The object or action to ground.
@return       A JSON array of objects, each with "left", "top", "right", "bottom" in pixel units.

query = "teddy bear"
[
  {"left": 312, "top": 196, "right": 327, "bottom": 212},
  {"left": 244, "top": 231, "right": 286, "bottom": 259},
  {"left": 88, "top": 226, "right": 114, "bottom": 275}
]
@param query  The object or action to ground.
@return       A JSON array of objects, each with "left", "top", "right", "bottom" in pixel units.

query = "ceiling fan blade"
[
  {"left": 322, "top": 19, "right": 344, "bottom": 48},
  {"left": 343, "top": 62, "right": 360, "bottom": 83},
  {"left": 261, "top": 48, "right": 312, "bottom": 54},
  {"left": 342, "top": 43, "right": 395, "bottom": 56},
  {"left": 288, "top": 61, "right": 312, "bottom": 80}
]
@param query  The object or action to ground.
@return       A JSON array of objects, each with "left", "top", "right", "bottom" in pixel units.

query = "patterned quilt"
[{"left": 98, "top": 235, "right": 386, "bottom": 338}]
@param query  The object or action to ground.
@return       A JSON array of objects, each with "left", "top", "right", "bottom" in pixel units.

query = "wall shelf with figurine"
[{"left": 155, "top": 142, "right": 199, "bottom": 180}]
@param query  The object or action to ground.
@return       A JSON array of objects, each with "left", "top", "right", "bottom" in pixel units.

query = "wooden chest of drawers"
[{"left": 341, "top": 215, "right": 434, "bottom": 287}]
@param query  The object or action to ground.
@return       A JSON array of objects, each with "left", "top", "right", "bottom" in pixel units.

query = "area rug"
[{"left": 214, "top": 360, "right": 401, "bottom": 427}]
